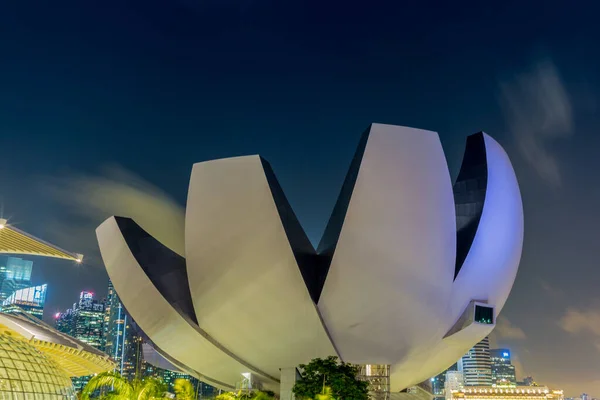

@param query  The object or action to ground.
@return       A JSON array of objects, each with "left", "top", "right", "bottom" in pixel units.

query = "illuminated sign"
[
  {"left": 80, "top": 291, "right": 94, "bottom": 300},
  {"left": 503, "top": 351, "right": 509, "bottom": 357}
]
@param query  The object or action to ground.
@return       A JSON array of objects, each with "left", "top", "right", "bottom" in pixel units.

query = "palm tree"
[
  {"left": 215, "top": 392, "right": 237, "bottom": 400},
  {"left": 174, "top": 378, "right": 195, "bottom": 400},
  {"left": 81, "top": 371, "right": 167, "bottom": 400},
  {"left": 314, "top": 386, "right": 335, "bottom": 400}
]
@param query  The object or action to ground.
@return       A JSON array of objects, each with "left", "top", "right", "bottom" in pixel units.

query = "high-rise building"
[
  {"left": 105, "top": 280, "right": 143, "bottom": 380},
  {"left": 73, "top": 291, "right": 106, "bottom": 350},
  {"left": 458, "top": 337, "right": 492, "bottom": 386},
  {"left": 445, "top": 371, "right": 465, "bottom": 398},
  {"left": 55, "top": 307, "right": 75, "bottom": 335},
  {"left": 1, "top": 283, "right": 47, "bottom": 318},
  {"left": 0, "top": 256, "right": 34, "bottom": 303},
  {"left": 55, "top": 291, "right": 106, "bottom": 392},
  {"left": 432, "top": 363, "right": 458, "bottom": 399},
  {"left": 490, "top": 349, "right": 517, "bottom": 385}
]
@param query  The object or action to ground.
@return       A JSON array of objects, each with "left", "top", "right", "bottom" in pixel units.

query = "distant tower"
[
  {"left": 444, "top": 371, "right": 465, "bottom": 400},
  {"left": 490, "top": 349, "right": 517, "bottom": 385},
  {"left": 432, "top": 363, "right": 458, "bottom": 399},
  {"left": 458, "top": 337, "right": 492, "bottom": 386},
  {"left": 55, "top": 291, "right": 106, "bottom": 393},
  {"left": 104, "top": 280, "right": 143, "bottom": 380},
  {"left": 73, "top": 291, "right": 106, "bottom": 350},
  {"left": 55, "top": 308, "right": 75, "bottom": 335}
]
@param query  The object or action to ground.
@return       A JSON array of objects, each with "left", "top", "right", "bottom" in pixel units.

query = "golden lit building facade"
[
  {"left": 448, "top": 386, "right": 564, "bottom": 400},
  {"left": 0, "top": 311, "right": 115, "bottom": 399}
]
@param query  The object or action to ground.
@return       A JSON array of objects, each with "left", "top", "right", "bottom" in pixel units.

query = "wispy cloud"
[
  {"left": 41, "top": 165, "right": 185, "bottom": 266},
  {"left": 500, "top": 60, "right": 573, "bottom": 187},
  {"left": 540, "top": 280, "right": 564, "bottom": 299},
  {"left": 493, "top": 316, "right": 527, "bottom": 340},
  {"left": 559, "top": 308, "right": 600, "bottom": 337}
]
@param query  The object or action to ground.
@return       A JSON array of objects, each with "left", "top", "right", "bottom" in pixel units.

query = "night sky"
[{"left": 1, "top": 0, "right": 599, "bottom": 396}]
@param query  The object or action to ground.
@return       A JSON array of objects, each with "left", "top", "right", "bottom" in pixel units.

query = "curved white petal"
[
  {"left": 450, "top": 133, "right": 524, "bottom": 317},
  {"left": 317, "top": 124, "right": 457, "bottom": 391},
  {"left": 185, "top": 155, "right": 337, "bottom": 379},
  {"left": 96, "top": 217, "right": 278, "bottom": 390}
]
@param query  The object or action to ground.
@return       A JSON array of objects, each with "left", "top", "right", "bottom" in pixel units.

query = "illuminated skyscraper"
[
  {"left": 105, "top": 280, "right": 143, "bottom": 380},
  {"left": 0, "top": 256, "right": 34, "bottom": 303},
  {"left": 55, "top": 291, "right": 106, "bottom": 392},
  {"left": 432, "top": 363, "right": 458, "bottom": 399},
  {"left": 458, "top": 337, "right": 492, "bottom": 386},
  {"left": 73, "top": 291, "right": 105, "bottom": 350},
  {"left": 1, "top": 283, "right": 47, "bottom": 318},
  {"left": 55, "top": 307, "right": 75, "bottom": 335},
  {"left": 490, "top": 349, "right": 517, "bottom": 385}
]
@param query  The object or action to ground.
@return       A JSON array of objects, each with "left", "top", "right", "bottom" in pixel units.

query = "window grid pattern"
[{"left": 0, "top": 332, "right": 76, "bottom": 399}]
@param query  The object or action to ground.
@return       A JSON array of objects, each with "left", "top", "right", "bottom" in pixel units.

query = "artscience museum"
[{"left": 96, "top": 124, "right": 524, "bottom": 399}]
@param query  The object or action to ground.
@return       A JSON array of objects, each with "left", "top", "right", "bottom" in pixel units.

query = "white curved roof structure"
[
  {"left": 0, "top": 219, "right": 83, "bottom": 262},
  {"left": 96, "top": 124, "right": 523, "bottom": 394}
]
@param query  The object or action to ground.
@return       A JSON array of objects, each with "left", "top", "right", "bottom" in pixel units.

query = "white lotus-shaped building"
[{"left": 96, "top": 124, "right": 523, "bottom": 397}]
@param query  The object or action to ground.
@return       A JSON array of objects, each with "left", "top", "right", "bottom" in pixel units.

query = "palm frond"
[
  {"left": 136, "top": 376, "right": 167, "bottom": 400},
  {"left": 174, "top": 378, "right": 195, "bottom": 400},
  {"left": 81, "top": 372, "right": 133, "bottom": 400}
]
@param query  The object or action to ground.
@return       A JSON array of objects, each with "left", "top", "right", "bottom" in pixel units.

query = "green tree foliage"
[
  {"left": 174, "top": 378, "right": 195, "bottom": 400},
  {"left": 81, "top": 371, "right": 168, "bottom": 400},
  {"left": 292, "top": 356, "right": 369, "bottom": 400}
]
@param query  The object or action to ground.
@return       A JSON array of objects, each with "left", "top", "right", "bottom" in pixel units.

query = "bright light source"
[{"left": 0, "top": 224, "right": 4, "bottom": 230}]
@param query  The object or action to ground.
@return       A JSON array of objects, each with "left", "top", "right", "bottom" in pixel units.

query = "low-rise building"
[{"left": 447, "top": 386, "right": 564, "bottom": 400}]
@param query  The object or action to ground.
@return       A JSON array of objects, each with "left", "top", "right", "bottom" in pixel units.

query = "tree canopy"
[{"left": 292, "top": 356, "right": 369, "bottom": 400}]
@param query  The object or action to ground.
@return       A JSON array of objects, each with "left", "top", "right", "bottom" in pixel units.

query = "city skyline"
[{"left": 0, "top": 0, "right": 598, "bottom": 397}]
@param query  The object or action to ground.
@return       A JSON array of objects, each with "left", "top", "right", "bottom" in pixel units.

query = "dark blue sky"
[{"left": 1, "top": 0, "right": 599, "bottom": 395}]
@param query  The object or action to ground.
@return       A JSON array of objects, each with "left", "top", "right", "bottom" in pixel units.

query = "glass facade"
[
  {"left": 490, "top": 349, "right": 517, "bottom": 385},
  {"left": 431, "top": 363, "right": 458, "bottom": 399},
  {"left": 358, "top": 364, "right": 390, "bottom": 400},
  {"left": 0, "top": 330, "right": 76, "bottom": 399},
  {"left": 0, "top": 257, "right": 34, "bottom": 304},
  {"left": 1, "top": 284, "right": 47, "bottom": 319},
  {"left": 71, "top": 292, "right": 105, "bottom": 350},
  {"left": 54, "top": 291, "right": 105, "bottom": 392},
  {"left": 459, "top": 337, "right": 493, "bottom": 386},
  {"left": 104, "top": 281, "right": 143, "bottom": 380}
]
